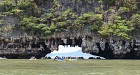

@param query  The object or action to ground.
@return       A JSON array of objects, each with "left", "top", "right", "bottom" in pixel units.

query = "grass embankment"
[{"left": 0, "top": 59, "right": 140, "bottom": 75}]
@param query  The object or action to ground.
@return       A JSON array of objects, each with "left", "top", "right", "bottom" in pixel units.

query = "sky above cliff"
[
  {"left": 46, "top": 45, "right": 96, "bottom": 59},
  {"left": 51, "top": 45, "right": 82, "bottom": 54}
]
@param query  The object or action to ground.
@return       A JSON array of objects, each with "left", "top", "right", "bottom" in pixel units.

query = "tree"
[
  {"left": 116, "top": 0, "right": 137, "bottom": 10},
  {"left": 76, "top": 12, "right": 103, "bottom": 33},
  {"left": 99, "top": 14, "right": 132, "bottom": 40},
  {"left": 131, "top": 14, "right": 140, "bottom": 35}
]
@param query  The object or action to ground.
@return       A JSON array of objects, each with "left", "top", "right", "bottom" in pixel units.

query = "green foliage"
[
  {"left": 36, "top": 24, "right": 51, "bottom": 35},
  {"left": 17, "top": 0, "right": 41, "bottom": 16},
  {"left": 0, "top": 25, "right": 14, "bottom": 36},
  {"left": 0, "top": 0, "right": 139, "bottom": 39},
  {"left": 101, "top": 0, "right": 115, "bottom": 5},
  {"left": 98, "top": 22, "right": 112, "bottom": 36},
  {"left": 0, "top": 0, "right": 13, "bottom": 11},
  {"left": 80, "top": 13, "right": 92, "bottom": 20},
  {"left": 99, "top": 15, "right": 133, "bottom": 39},
  {"left": 90, "top": 25, "right": 99, "bottom": 31},
  {"left": 17, "top": 0, "right": 34, "bottom": 9},
  {"left": 20, "top": 16, "right": 51, "bottom": 36},
  {"left": 121, "top": 0, "right": 137, "bottom": 10},
  {"left": 80, "top": 13, "right": 103, "bottom": 31},
  {"left": 52, "top": 0, "right": 61, "bottom": 11},
  {"left": 50, "top": 22, "right": 56, "bottom": 31},
  {"left": 66, "top": 12, "right": 104, "bottom": 32},
  {"left": 20, "top": 9, "right": 59, "bottom": 36},
  {"left": 44, "top": 13, "right": 54, "bottom": 19},
  {"left": 57, "top": 22, "right": 67, "bottom": 27},
  {"left": 131, "top": 14, "right": 140, "bottom": 31},
  {"left": 19, "top": 8, "right": 79, "bottom": 36},
  {"left": 131, "top": 14, "right": 140, "bottom": 25},
  {"left": 118, "top": 7, "right": 130, "bottom": 14},
  {"left": 6, "top": 8, "right": 23, "bottom": 16},
  {"left": 0, "top": 0, "right": 41, "bottom": 16},
  {"left": 44, "top": 8, "right": 80, "bottom": 33}
]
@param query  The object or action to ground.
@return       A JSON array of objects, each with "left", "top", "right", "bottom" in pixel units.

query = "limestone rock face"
[
  {"left": 0, "top": 36, "right": 140, "bottom": 59},
  {"left": 0, "top": 0, "right": 140, "bottom": 59}
]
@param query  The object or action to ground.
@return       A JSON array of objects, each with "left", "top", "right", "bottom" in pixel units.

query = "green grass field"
[{"left": 0, "top": 59, "right": 140, "bottom": 75}]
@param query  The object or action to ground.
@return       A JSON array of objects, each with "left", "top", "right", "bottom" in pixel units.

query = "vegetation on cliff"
[
  {"left": 0, "top": 0, "right": 140, "bottom": 59},
  {"left": 0, "top": 0, "right": 139, "bottom": 39}
]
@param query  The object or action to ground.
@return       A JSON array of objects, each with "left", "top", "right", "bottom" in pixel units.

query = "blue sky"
[
  {"left": 50, "top": 45, "right": 82, "bottom": 54},
  {"left": 46, "top": 45, "right": 95, "bottom": 59}
]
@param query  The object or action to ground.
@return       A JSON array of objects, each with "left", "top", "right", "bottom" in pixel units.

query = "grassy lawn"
[{"left": 0, "top": 59, "right": 140, "bottom": 75}]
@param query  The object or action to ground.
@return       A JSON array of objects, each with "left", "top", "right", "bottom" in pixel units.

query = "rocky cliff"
[{"left": 0, "top": 0, "right": 140, "bottom": 59}]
